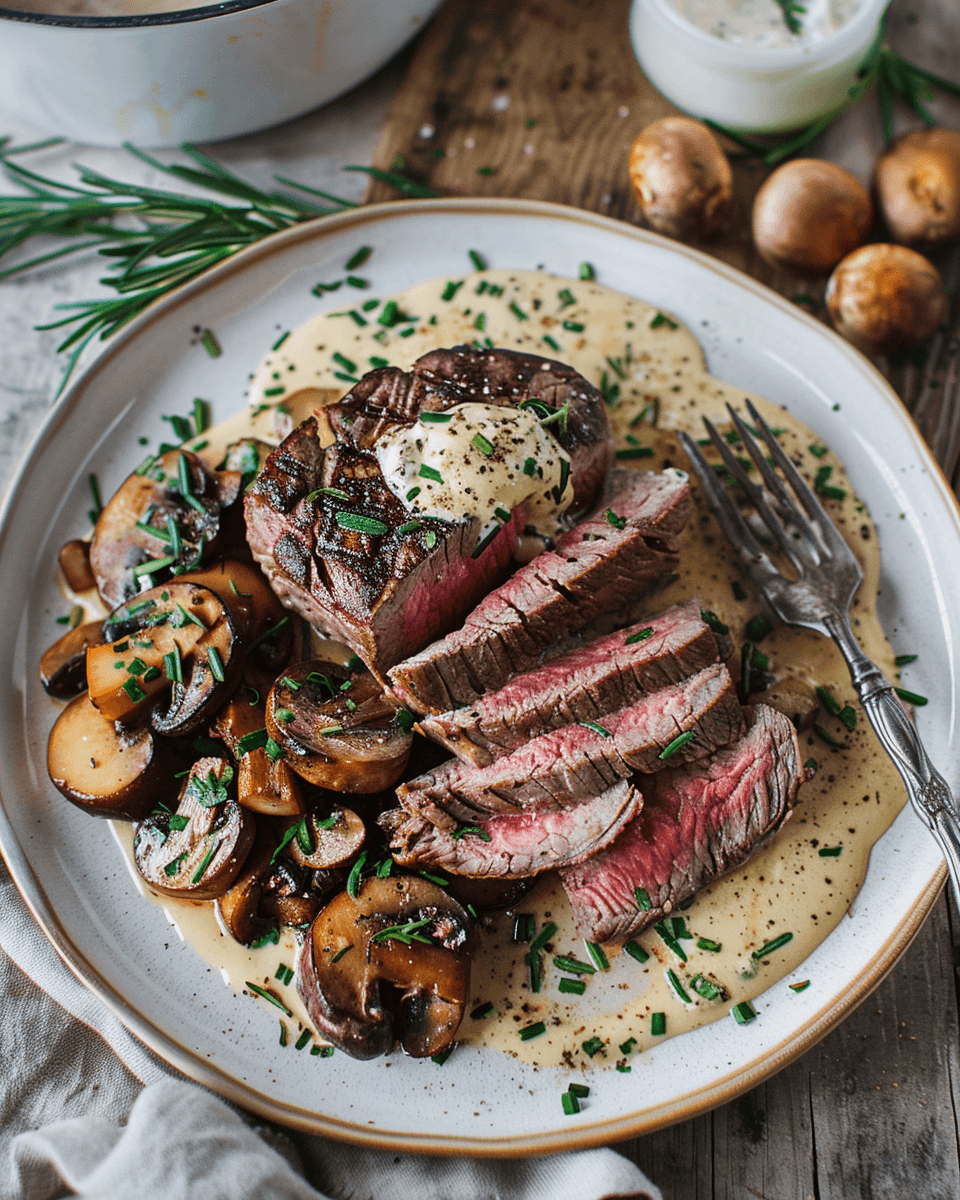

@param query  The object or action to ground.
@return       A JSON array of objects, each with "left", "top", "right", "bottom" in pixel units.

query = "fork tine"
[
  {"left": 677, "top": 431, "right": 782, "bottom": 582},
  {"left": 725, "top": 405, "right": 825, "bottom": 553},
  {"left": 700, "top": 417, "right": 812, "bottom": 573}
]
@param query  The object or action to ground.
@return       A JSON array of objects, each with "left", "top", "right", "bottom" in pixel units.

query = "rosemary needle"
[{"left": 0, "top": 142, "right": 428, "bottom": 395}]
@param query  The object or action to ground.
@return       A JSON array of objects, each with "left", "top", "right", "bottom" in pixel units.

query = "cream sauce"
[
  {"left": 669, "top": 0, "right": 862, "bottom": 46},
  {"left": 375, "top": 402, "right": 571, "bottom": 540},
  {"left": 93, "top": 268, "right": 906, "bottom": 1071}
]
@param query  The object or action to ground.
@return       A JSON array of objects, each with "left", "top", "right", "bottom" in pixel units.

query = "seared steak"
[
  {"left": 388, "top": 467, "right": 692, "bottom": 712},
  {"left": 382, "top": 780, "right": 642, "bottom": 878},
  {"left": 559, "top": 705, "right": 806, "bottom": 944},
  {"left": 244, "top": 347, "right": 614, "bottom": 679},
  {"left": 418, "top": 599, "right": 724, "bottom": 765},
  {"left": 397, "top": 663, "right": 743, "bottom": 829}
]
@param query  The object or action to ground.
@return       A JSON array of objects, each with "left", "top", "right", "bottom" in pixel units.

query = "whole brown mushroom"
[
  {"left": 825, "top": 243, "right": 948, "bottom": 355},
  {"left": 628, "top": 117, "right": 732, "bottom": 241},
  {"left": 752, "top": 159, "right": 873, "bottom": 275},
  {"left": 874, "top": 128, "right": 960, "bottom": 249}
]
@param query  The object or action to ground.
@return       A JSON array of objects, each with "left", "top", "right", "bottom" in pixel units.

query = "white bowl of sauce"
[
  {"left": 0, "top": 0, "right": 442, "bottom": 147},
  {"left": 630, "top": 0, "right": 890, "bottom": 134}
]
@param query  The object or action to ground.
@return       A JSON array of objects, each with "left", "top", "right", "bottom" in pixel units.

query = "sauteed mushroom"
[
  {"left": 88, "top": 582, "right": 240, "bottom": 733},
  {"left": 297, "top": 876, "right": 472, "bottom": 1060},
  {"left": 58, "top": 538, "right": 96, "bottom": 593},
  {"left": 282, "top": 806, "right": 366, "bottom": 870},
  {"left": 47, "top": 691, "right": 184, "bottom": 820},
  {"left": 40, "top": 619, "right": 104, "bottom": 699},
  {"left": 211, "top": 689, "right": 305, "bottom": 817},
  {"left": 265, "top": 658, "right": 412, "bottom": 793},
  {"left": 133, "top": 757, "right": 253, "bottom": 899},
  {"left": 89, "top": 449, "right": 242, "bottom": 609},
  {"left": 215, "top": 828, "right": 278, "bottom": 946}
]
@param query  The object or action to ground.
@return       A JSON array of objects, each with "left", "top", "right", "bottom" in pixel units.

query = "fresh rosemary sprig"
[
  {"left": 0, "top": 141, "right": 435, "bottom": 394},
  {"left": 705, "top": 16, "right": 960, "bottom": 168}
]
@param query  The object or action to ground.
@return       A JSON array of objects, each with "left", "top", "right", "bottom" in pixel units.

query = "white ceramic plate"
[{"left": 1, "top": 199, "right": 955, "bottom": 1155}]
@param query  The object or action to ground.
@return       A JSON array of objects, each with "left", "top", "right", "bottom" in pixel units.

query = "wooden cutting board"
[{"left": 366, "top": 0, "right": 960, "bottom": 482}]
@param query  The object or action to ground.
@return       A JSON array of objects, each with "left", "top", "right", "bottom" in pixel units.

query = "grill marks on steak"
[
  {"left": 244, "top": 346, "right": 615, "bottom": 678},
  {"left": 382, "top": 780, "right": 642, "bottom": 878},
  {"left": 559, "top": 705, "right": 806, "bottom": 944},
  {"left": 396, "top": 663, "right": 742, "bottom": 829},
  {"left": 388, "top": 467, "right": 692, "bottom": 713},
  {"left": 418, "top": 599, "right": 724, "bottom": 765}
]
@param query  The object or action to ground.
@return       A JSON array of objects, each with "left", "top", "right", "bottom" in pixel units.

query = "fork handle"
[{"left": 829, "top": 616, "right": 960, "bottom": 907}]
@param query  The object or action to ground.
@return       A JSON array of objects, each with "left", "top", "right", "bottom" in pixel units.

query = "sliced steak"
[
  {"left": 388, "top": 467, "right": 692, "bottom": 713},
  {"left": 559, "top": 705, "right": 807, "bottom": 944},
  {"left": 398, "top": 663, "right": 743, "bottom": 829},
  {"left": 382, "top": 779, "right": 642, "bottom": 878},
  {"left": 245, "top": 347, "right": 614, "bottom": 679},
  {"left": 419, "top": 599, "right": 724, "bottom": 765}
]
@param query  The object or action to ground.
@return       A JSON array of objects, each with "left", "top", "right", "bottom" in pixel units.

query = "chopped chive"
[
  {"left": 513, "top": 913, "right": 535, "bottom": 943},
  {"left": 471, "top": 432, "right": 495, "bottom": 456},
  {"left": 527, "top": 950, "right": 542, "bottom": 993},
  {"left": 568, "top": 1082, "right": 590, "bottom": 1098},
  {"left": 263, "top": 386, "right": 286, "bottom": 397},
  {"left": 563, "top": 320, "right": 585, "bottom": 332},
  {"left": 896, "top": 687, "right": 928, "bottom": 706},
  {"left": 671, "top": 917, "right": 693, "bottom": 939},
  {"left": 579, "top": 262, "right": 595, "bottom": 280},
  {"left": 274, "top": 706, "right": 296, "bottom": 724},
  {"left": 441, "top": 280, "right": 463, "bottom": 301},
  {"left": 346, "top": 850, "right": 368, "bottom": 899},
  {"left": 200, "top": 329, "right": 221, "bottom": 357},
  {"left": 133, "top": 556, "right": 175, "bottom": 578},
  {"left": 418, "top": 464, "right": 443, "bottom": 483},
  {"left": 430, "top": 1046, "right": 455, "bottom": 1066},
  {"left": 582, "top": 1036, "right": 605, "bottom": 1057},
  {"left": 543, "top": 335, "right": 560, "bottom": 351},
  {"left": 346, "top": 276, "right": 368, "bottom": 290},
  {"left": 344, "top": 246, "right": 372, "bottom": 271},
  {"left": 468, "top": 249, "right": 486, "bottom": 271},
  {"left": 839, "top": 705, "right": 857, "bottom": 731},
  {"left": 605, "top": 508, "right": 626, "bottom": 530},
  {"left": 816, "top": 686, "right": 841, "bottom": 715},
  {"left": 335, "top": 512, "right": 389, "bottom": 535},
  {"left": 275, "top": 963, "right": 293, "bottom": 985},
  {"left": 553, "top": 955, "right": 596, "bottom": 975},
  {"left": 206, "top": 646, "right": 225, "bottom": 682},
  {"left": 559, "top": 978, "right": 586, "bottom": 995},
  {"left": 450, "top": 824, "right": 492, "bottom": 842},
  {"left": 237, "top": 728, "right": 269, "bottom": 755},
  {"left": 470, "top": 1001, "right": 497, "bottom": 1020},
  {"left": 126, "top": 656, "right": 147, "bottom": 676},
  {"left": 398, "top": 520, "right": 421, "bottom": 534},
  {"left": 420, "top": 411, "right": 452, "bottom": 424},
  {"left": 804, "top": 757, "right": 818, "bottom": 773},
  {"left": 697, "top": 937, "right": 722, "bottom": 953},
  {"left": 666, "top": 969, "right": 692, "bottom": 1004},
  {"left": 789, "top": 980, "right": 811, "bottom": 993},
  {"left": 894, "top": 653, "right": 917, "bottom": 667},
  {"left": 659, "top": 730, "right": 695, "bottom": 759},
  {"left": 424, "top": 530, "right": 437, "bottom": 550},
  {"left": 752, "top": 931, "right": 794, "bottom": 959},
  {"left": 265, "top": 738, "right": 284, "bottom": 762},
  {"left": 651, "top": 1012, "right": 666, "bottom": 1035},
  {"left": 519, "top": 1021, "right": 545, "bottom": 1041},
  {"left": 294, "top": 1028, "right": 312, "bottom": 1051},
  {"left": 471, "top": 525, "right": 500, "bottom": 558},
  {"left": 557, "top": 288, "right": 576, "bottom": 309},
  {"left": 731, "top": 1000, "right": 757, "bottom": 1025},
  {"left": 562, "top": 1092, "right": 580, "bottom": 1115},
  {"left": 246, "top": 982, "right": 292, "bottom": 1015},
  {"left": 163, "top": 852, "right": 187, "bottom": 877},
  {"left": 620, "top": 1038, "right": 638, "bottom": 1055},
  {"left": 635, "top": 887, "right": 652, "bottom": 911},
  {"left": 585, "top": 942, "right": 610, "bottom": 971},
  {"left": 121, "top": 678, "right": 146, "bottom": 703},
  {"left": 808, "top": 443, "right": 828, "bottom": 458},
  {"left": 623, "top": 940, "right": 649, "bottom": 964},
  {"left": 522, "top": 457, "right": 538, "bottom": 477},
  {"left": 616, "top": 446, "right": 654, "bottom": 460},
  {"left": 509, "top": 302, "right": 528, "bottom": 321},
  {"left": 369, "top": 355, "right": 389, "bottom": 368},
  {"left": 142, "top": 666, "right": 161, "bottom": 683},
  {"left": 494, "top": 507, "right": 512, "bottom": 524},
  {"left": 745, "top": 614, "right": 772, "bottom": 641},
  {"left": 649, "top": 312, "right": 678, "bottom": 330},
  {"left": 578, "top": 720, "right": 611, "bottom": 738},
  {"left": 530, "top": 921, "right": 558, "bottom": 954},
  {"left": 191, "top": 838, "right": 221, "bottom": 884},
  {"left": 690, "top": 974, "right": 725, "bottom": 1001},
  {"left": 818, "top": 846, "right": 843, "bottom": 857},
  {"left": 625, "top": 627, "right": 654, "bottom": 645},
  {"left": 654, "top": 922, "right": 688, "bottom": 963},
  {"left": 701, "top": 609, "right": 729, "bottom": 635},
  {"left": 814, "top": 724, "right": 845, "bottom": 748}
]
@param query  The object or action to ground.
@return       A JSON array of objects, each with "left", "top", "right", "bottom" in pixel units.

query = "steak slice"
[
  {"left": 245, "top": 347, "right": 614, "bottom": 679},
  {"left": 381, "top": 780, "right": 642, "bottom": 878},
  {"left": 388, "top": 467, "right": 692, "bottom": 713},
  {"left": 418, "top": 599, "right": 724, "bottom": 765},
  {"left": 398, "top": 663, "right": 743, "bottom": 829},
  {"left": 559, "top": 705, "right": 807, "bottom": 944}
]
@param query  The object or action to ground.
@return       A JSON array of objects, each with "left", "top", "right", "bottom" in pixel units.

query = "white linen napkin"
[{"left": 0, "top": 863, "right": 661, "bottom": 1200}]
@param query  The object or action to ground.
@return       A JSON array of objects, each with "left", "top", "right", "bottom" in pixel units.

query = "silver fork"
[{"left": 678, "top": 399, "right": 960, "bottom": 907}]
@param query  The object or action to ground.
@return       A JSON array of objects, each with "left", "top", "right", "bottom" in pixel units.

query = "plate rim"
[{"left": 0, "top": 195, "right": 951, "bottom": 1155}]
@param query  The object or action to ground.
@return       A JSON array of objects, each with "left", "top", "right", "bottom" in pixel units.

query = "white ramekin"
[
  {"left": 630, "top": 0, "right": 891, "bottom": 134},
  {"left": 0, "top": 0, "right": 443, "bottom": 147}
]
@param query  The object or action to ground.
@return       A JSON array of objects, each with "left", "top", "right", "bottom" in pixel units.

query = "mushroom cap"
[
  {"left": 298, "top": 876, "right": 472, "bottom": 1060},
  {"left": 628, "top": 117, "right": 732, "bottom": 241},
  {"left": 40, "top": 619, "right": 104, "bottom": 699},
  {"left": 752, "top": 159, "right": 873, "bottom": 275},
  {"left": 875, "top": 128, "right": 960, "bottom": 249},
  {"left": 825, "top": 243, "right": 948, "bottom": 355}
]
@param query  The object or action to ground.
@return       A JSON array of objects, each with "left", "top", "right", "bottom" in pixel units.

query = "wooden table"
[{"left": 362, "top": 0, "right": 960, "bottom": 1194}]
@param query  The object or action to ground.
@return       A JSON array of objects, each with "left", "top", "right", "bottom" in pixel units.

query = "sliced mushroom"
[
  {"left": 282, "top": 806, "right": 366, "bottom": 870},
  {"left": 88, "top": 582, "right": 240, "bottom": 734},
  {"left": 133, "top": 756, "right": 253, "bottom": 899},
  {"left": 265, "top": 658, "right": 412, "bottom": 793},
  {"left": 444, "top": 875, "right": 535, "bottom": 912},
  {"left": 58, "top": 539, "right": 96, "bottom": 593},
  {"left": 211, "top": 689, "right": 305, "bottom": 817},
  {"left": 40, "top": 619, "right": 104, "bottom": 699},
  {"left": 260, "top": 855, "right": 327, "bottom": 927},
  {"left": 215, "top": 826, "right": 279, "bottom": 946},
  {"left": 89, "top": 449, "right": 242, "bottom": 609},
  {"left": 297, "top": 876, "right": 472, "bottom": 1060},
  {"left": 47, "top": 691, "right": 183, "bottom": 820}
]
